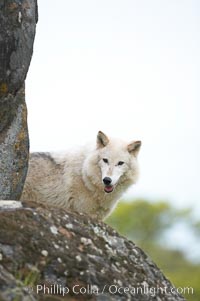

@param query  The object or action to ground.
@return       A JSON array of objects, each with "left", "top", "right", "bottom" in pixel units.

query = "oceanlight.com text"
[{"left": 32, "top": 283, "right": 194, "bottom": 297}]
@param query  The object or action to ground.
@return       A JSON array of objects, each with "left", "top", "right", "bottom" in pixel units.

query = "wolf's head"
[{"left": 95, "top": 131, "right": 141, "bottom": 194}]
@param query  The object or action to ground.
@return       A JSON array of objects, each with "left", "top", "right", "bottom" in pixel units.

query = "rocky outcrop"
[
  {"left": 0, "top": 201, "right": 185, "bottom": 301},
  {"left": 0, "top": 0, "right": 38, "bottom": 199}
]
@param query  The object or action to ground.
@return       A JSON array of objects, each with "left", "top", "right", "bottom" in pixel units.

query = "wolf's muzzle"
[{"left": 103, "top": 177, "right": 114, "bottom": 193}]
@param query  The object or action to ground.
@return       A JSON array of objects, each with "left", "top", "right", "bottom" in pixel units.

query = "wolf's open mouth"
[{"left": 104, "top": 185, "right": 114, "bottom": 193}]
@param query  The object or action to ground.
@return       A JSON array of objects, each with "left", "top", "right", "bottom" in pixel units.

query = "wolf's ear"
[
  {"left": 127, "top": 141, "right": 141, "bottom": 156},
  {"left": 97, "top": 131, "right": 109, "bottom": 148}
]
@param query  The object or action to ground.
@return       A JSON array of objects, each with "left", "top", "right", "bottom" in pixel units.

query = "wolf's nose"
[{"left": 103, "top": 177, "right": 112, "bottom": 185}]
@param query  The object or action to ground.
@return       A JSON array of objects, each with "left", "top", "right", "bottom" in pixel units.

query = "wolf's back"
[{"left": 21, "top": 152, "right": 64, "bottom": 203}]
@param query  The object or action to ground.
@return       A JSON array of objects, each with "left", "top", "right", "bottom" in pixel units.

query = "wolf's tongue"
[{"left": 104, "top": 185, "right": 113, "bottom": 193}]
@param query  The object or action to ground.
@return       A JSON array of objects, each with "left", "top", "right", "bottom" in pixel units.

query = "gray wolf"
[{"left": 21, "top": 131, "right": 141, "bottom": 220}]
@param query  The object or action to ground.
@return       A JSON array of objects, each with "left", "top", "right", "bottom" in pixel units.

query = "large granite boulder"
[{"left": 0, "top": 201, "right": 185, "bottom": 301}]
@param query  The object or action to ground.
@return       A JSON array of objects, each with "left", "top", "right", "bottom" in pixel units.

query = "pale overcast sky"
[{"left": 26, "top": 0, "right": 200, "bottom": 211}]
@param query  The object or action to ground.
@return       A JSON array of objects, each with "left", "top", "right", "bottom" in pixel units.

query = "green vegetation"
[
  {"left": 16, "top": 266, "right": 40, "bottom": 291},
  {"left": 106, "top": 199, "right": 200, "bottom": 301}
]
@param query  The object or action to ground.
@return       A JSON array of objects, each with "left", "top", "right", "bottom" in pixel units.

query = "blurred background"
[{"left": 26, "top": 1, "right": 200, "bottom": 300}]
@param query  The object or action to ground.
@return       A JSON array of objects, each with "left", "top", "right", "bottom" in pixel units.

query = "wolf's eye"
[
  {"left": 103, "top": 158, "right": 109, "bottom": 164},
  {"left": 118, "top": 161, "right": 124, "bottom": 166}
]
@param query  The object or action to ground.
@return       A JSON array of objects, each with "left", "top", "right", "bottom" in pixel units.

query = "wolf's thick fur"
[{"left": 21, "top": 131, "right": 141, "bottom": 219}]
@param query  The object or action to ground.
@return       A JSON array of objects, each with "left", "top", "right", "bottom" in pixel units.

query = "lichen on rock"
[{"left": 0, "top": 201, "right": 186, "bottom": 301}]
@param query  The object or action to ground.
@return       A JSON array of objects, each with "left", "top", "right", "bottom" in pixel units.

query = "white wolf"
[{"left": 21, "top": 131, "right": 141, "bottom": 220}]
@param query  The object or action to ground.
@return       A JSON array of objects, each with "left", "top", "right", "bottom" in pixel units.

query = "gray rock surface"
[
  {"left": 0, "top": 201, "right": 186, "bottom": 301},
  {"left": 0, "top": 0, "right": 38, "bottom": 199}
]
